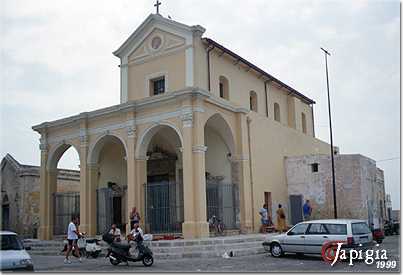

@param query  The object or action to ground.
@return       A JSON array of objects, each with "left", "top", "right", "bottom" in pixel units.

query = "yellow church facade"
[{"left": 33, "top": 14, "right": 330, "bottom": 240}]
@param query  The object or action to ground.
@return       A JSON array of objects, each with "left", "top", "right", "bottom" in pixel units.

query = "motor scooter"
[
  {"left": 102, "top": 233, "right": 153, "bottom": 267},
  {"left": 85, "top": 237, "right": 102, "bottom": 258}
]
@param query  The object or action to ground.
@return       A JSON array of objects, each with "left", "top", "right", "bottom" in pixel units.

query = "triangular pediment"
[
  {"left": 113, "top": 14, "right": 205, "bottom": 61},
  {"left": 128, "top": 28, "right": 186, "bottom": 62}
]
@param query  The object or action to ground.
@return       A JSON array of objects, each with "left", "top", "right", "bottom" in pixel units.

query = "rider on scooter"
[{"left": 128, "top": 221, "right": 144, "bottom": 258}]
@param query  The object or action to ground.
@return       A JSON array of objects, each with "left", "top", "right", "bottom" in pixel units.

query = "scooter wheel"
[
  {"left": 142, "top": 255, "right": 153, "bottom": 267},
  {"left": 110, "top": 258, "right": 120, "bottom": 266},
  {"left": 92, "top": 251, "right": 101, "bottom": 258}
]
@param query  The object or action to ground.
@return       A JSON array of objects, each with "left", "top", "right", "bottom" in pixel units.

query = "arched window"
[
  {"left": 249, "top": 91, "right": 258, "bottom": 112},
  {"left": 219, "top": 76, "right": 229, "bottom": 100},
  {"left": 301, "top": 112, "right": 307, "bottom": 134},
  {"left": 274, "top": 103, "right": 280, "bottom": 122}
]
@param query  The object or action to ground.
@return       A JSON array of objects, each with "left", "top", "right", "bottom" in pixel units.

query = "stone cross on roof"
[{"left": 154, "top": 0, "right": 161, "bottom": 14}]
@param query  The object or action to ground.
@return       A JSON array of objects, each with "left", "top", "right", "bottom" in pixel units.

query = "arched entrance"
[
  {"left": 47, "top": 144, "right": 80, "bottom": 236},
  {"left": 138, "top": 124, "right": 184, "bottom": 234},
  {"left": 88, "top": 135, "right": 128, "bottom": 235},
  {"left": 204, "top": 114, "right": 240, "bottom": 231}
]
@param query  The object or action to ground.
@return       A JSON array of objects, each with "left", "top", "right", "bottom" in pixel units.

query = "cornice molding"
[{"left": 32, "top": 88, "right": 248, "bottom": 144}]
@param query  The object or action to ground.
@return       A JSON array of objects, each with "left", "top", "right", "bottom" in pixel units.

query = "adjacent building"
[
  {"left": 285, "top": 154, "right": 388, "bottom": 229},
  {"left": 0, "top": 154, "right": 79, "bottom": 238}
]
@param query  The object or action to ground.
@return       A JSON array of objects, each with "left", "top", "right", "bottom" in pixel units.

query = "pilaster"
[
  {"left": 235, "top": 113, "right": 253, "bottom": 233},
  {"left": 126, "top": 112, "right": 137, "bottom": 233}
]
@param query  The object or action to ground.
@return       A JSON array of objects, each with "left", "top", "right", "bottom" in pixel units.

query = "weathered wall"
[
  {"left": 285, "top": 154, "right": 387, "bottom": 227},
  {"left": 1, "top": 155, "right": 79, "bottom": 238}
]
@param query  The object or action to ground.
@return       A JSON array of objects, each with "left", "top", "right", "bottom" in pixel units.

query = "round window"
[{"left": 151, "top": 36, "right": 162, "bottom": 50}]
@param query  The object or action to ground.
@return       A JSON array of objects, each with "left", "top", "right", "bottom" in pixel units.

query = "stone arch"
[
  {"left": 135, "top": 121, "right": 183, "bottom": 159},
  {"left": 88, "top": 133, "right": 128, "bottom": 165},
  {"left": 45, "top": 141, "right": 81, "bottom": 236},
  {"left": 204, "top": 112, "right": 239, "bottom": 230},
  {"left": 203, "top": 113, "right": 235, "bottom": 154},
  {"left": 47, "top": 142, "right": 81, "bottom": 170},
  {"left": 87, "top": 133, "right": 128, "bottom": 234},
  {"left": 137, "top": 121, "right": 184, "bottom": 234}
]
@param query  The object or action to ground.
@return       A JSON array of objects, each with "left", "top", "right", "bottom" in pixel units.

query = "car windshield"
[
  {"left": 1, "top": 234, "right": 24, "bottom": 250},
  {"left": 352, "top": 222, "right": 371, "bottom": 235}
]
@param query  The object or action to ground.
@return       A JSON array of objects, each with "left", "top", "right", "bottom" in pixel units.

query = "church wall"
[
  {"left": 202, "top": 45, "right": 315, "bottom": 137},
  {"left": 209, "top": 50, "right": 265, "bottom": 116},
  {"left": 127, "top": 50, "right": 186, "bottom": 101},
  {"left": 97, "top": 142, "right": 127, "bottom": 189},
  {"left": 247, "top": 112, "right": 330, "bottom": 230},
  {"left": 268, "top": 85, "right": 289, "bottom": 127},
  {"left": 204, "top": 128, "right": 231, "bottom": 183},
  {"left": 194, "top": 37, "right": 208, "bottom": 91}
]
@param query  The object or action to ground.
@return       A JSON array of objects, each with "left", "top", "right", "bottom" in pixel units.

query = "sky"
[{"left": 1, "top": 0, "right": 400, "bottom": 209}]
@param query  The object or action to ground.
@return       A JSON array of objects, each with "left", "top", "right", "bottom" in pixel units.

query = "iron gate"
[
  {"left": 97, "top": 188, "right": 113, "bottom": 235},
  {"left": 206, "top": 182, "right": 240, "bottom": 230},
  {"left": 54, "top": 192, "right": 80, "bottom": 235},
  {"left": 144, "top": 181, "right": 183, "bottom": 233}
]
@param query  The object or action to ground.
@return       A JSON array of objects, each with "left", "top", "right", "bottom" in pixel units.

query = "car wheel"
[{"left": 270, "top": 243, "right": 283, "bottom": 257}]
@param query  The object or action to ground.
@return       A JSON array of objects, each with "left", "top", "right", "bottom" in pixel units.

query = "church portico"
[{"left": 33, "top": 88, "right": 250, "bottom": 240}]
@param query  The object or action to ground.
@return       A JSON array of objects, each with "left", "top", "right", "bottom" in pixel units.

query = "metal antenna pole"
[{"left": 321, "top": 47, "right": 337, "bottom": 219}]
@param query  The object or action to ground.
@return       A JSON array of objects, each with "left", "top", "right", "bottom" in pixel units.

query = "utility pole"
[{"left": 321, "top": 47, "right": 337, "bottom": 219}]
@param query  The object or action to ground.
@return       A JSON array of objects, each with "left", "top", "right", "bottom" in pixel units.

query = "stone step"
[
  {"left": 25, "top": 234, "right": 271, "bottom": 260},
  {"left": 28, "top": 240, "right": 264, "bottom": 253}
]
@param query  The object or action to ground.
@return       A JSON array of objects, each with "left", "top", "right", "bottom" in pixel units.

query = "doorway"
[
  {"left": 289, "top": 194, "right": 303, "bottom": 225},
  {"left": 264, "top": 192, "right": 272, "bottom": 224}
]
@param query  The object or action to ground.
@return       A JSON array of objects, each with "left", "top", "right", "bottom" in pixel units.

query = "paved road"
[{"left": 31, "top": 235, "right": 400, "bottom": 272}]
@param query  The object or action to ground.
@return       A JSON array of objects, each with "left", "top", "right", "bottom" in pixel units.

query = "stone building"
[
  {"left": 285, "top": 154, "right": 387, "bottom": 229},
  {"left": 0, "top": 154, "right": 79, "bottom": 238},
  {"left": 32, "top": 12, "right": 332, "bottom": 240}
]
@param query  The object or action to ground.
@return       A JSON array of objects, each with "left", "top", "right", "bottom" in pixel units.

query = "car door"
[
  {"left": 304, "top": 223, "right": 329, "bottom": 254},
  {"left": 282, "top": 223, "right": 309, "bottom": 253}
]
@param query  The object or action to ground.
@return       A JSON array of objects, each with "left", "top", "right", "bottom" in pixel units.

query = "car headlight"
[{"left": 20, "top": 259, "right": 32, "bottom": 265}]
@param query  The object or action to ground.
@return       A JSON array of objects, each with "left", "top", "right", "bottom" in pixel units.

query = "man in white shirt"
[
  {"left": 64, "top": 215, "right": 82, "bottom": 264},
  {"left": 109, "top": 224, "right": 122, "bottom": 242}
]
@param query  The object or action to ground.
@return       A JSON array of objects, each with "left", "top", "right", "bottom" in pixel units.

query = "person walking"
[
  {"left": 64, "top": 215, "right": 82, "bottom": 264},
  {"left": 259, "top": 204, "right": 269, "bottom": 233},
  {"left": 276, "top": 204, "right": 287, "bottom": 234},
  {"left": 129, "top": 207, "right": 141, "bottom": 230},
  {"left": 303, "top": 200, "right": 312, "bottom": 221}
]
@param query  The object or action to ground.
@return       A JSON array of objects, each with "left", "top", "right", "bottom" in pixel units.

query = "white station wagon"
[
  {"left": 263, "top": 219, "right": 374, "bottom": 257},
  {"left": 0, "top": 231, "right": 33, "bottom": 271}
]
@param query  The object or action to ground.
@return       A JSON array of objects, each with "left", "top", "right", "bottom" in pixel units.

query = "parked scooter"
[
  {"left": 102, "top": 233, "right": 153, "bottom": 267},
  {"left": 84, "top": 237, "right": 102, "bottom": 258},
  {"left": 61, "top": 233, "right": 102, "bottom": 258}
]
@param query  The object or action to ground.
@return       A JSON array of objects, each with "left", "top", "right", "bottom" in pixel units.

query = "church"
[{"left": 32, "top": 9, "right": 331, "bottom": 240}]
